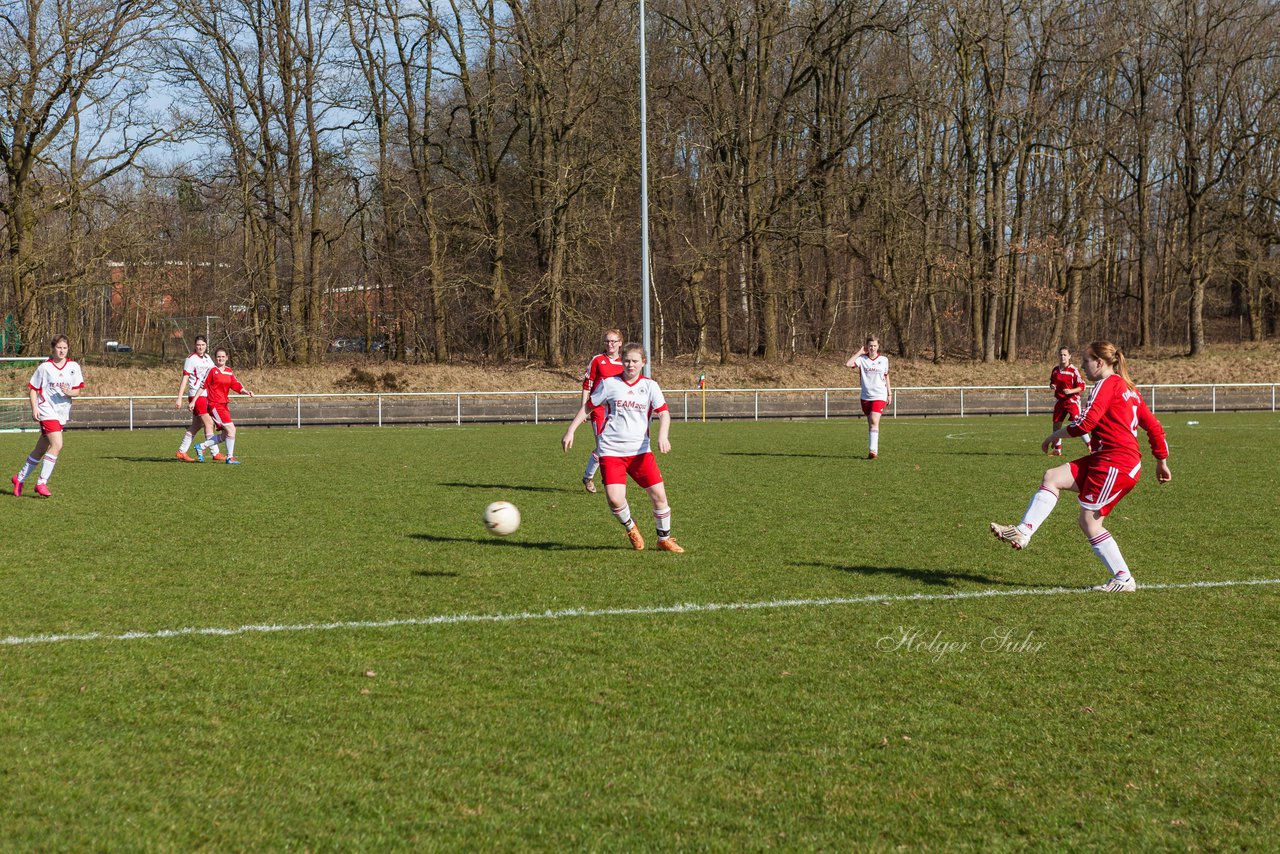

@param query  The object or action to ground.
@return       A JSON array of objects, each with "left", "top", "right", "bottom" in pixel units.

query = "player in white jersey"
[
  {"left": 845, "top": 335, "right": 891, "bottom": 458},
  {"left": 11, "top": 335, "right": 84, "bottom": 498},
  {"left": 173, "top": 335, "right": 223, "bottom": 462},
  {"left": 562, "top": 342, "right": 684, "bottom": 553}
]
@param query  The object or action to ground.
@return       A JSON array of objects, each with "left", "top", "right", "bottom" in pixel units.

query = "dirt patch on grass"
[{"left": 4, "top": 341, "right": 1279, "bottom": 398}]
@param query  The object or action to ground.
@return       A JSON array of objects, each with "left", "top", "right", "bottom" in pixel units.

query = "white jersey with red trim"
[
  {"left": 183, "top": 352, "right": 215, "bottom": 399},
  {"left": 590, "top": 374, "right": 668, "bottom": 457},
  {"left": 852, "top": 354, "right": 890, "bottom": 400},
  {"left": 29, "top": 359, "right": 85, "bottom": 424}
]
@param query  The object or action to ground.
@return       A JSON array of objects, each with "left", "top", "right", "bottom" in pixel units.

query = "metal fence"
[{"left": 2, "top": 383, "right": 1277, "bottom": 431}]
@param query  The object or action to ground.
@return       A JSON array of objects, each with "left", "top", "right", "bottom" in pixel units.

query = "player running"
[
  {"left": 990, "top": 340, "right": 1172, "bottom": 592},
  {"left": 562, "top": 342, "right": 683, "bottom": 553},
  {"left": 845, "top": 335, "right": 891, "bottom": 459},
  {"left": 190, "top": 348, "right": 254, "bottom": 464},
  {"left": 173, "top": 335, "right": 223, "bottom": 462},
  {"left": 1049, "top": 346, "right": 1087, "bottom": 456},
  {"left": 563, "top": 328, "right": 624, "bottom": 493},
  {"left": 11, "top": 335, "right": 84, "bottom": 498}
]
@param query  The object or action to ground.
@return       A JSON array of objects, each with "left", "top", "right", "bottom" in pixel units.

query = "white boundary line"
[{"left": 4, "top": 578, "right": 1279, "bottom": 649}]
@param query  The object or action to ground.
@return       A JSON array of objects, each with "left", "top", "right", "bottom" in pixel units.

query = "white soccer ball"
[{"left": 483, "top": 501, "right": 520, "bottom": 536}]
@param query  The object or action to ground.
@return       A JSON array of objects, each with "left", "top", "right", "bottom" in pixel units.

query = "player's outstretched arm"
[
  {"left": 562, "top": 407, "right": 588, "bottom": 452},
  {"left": 1039, "top": 427, "right": 1070, "bottom": 453}
]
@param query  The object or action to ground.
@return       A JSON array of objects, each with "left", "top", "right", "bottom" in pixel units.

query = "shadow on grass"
[
  {"left": 410, "top": 532, "right": 593, "bottom": 552},
  {"left": 919, "top": 449, "right": 1030, "bottom": 457},
  {"left": 105, "top": 456, "right": 190, "bottom": 464},
  {"left": 789, "top": 560, "right": 1022, "bottom": 587},
  {"left": 720, "top": 451, "right": 856, "bottom": 460},
  {"left": 412, "top": 569, "right": 461, "bottom": 578},
  {"left": 438, "top": 481, "right": 563, "bottom": 493}
]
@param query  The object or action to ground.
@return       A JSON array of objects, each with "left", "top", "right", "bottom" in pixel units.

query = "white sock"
[
  {"left": 1089, "top": 531, "right": 1131, "bottom": 580},
  {"left": 612, "top": 503, "right": 634, "bottom": 529},
  {"left": 1019, "top": 487, "right": 1058, "bottom": 535},
  {"left": 869, "top": 429, "right": 879, "bottom": 454},
  {"left": 583, "top": 448, "right": 600, "bottom": 481},
  {"left": 200, "top": 433, "right": 224, "bottom": 452},
  {"left": 17, "top": 455, "right": 39, "bottom": 482},
  {"left": 37, "top": 454, "right": 58, "bottom": 484},
  {"left": 179, "top": 431, "right": 193, "bottom": 453},
  {"left": 225, "top": 436, "right": 236, "bottom": 458},
  {"left": 653, "top": 505, "right": 671, "bottom": 538}
]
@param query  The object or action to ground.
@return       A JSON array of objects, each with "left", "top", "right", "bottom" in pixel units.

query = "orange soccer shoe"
[
  {"left": 657, "top": 537, "right": 685, "bottom": 554},
  {"left": 176, "top": 451, "right": 196, "bottom": 462},
  {"left": 626, "top": 525, "right": 645, "bottom": 551}
]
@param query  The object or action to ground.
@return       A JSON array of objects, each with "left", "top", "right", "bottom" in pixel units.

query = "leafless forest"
[{"left": 3, "top": 0, "right": 1279, "bottom": 366}]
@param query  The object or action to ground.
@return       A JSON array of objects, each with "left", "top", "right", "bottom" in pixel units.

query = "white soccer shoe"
[
  {"left": 1092, "top": 576, "right": 1137, "bottom": 593},
  {"left": 989, "top": 522, "right": 1029, "bottom": 551}
]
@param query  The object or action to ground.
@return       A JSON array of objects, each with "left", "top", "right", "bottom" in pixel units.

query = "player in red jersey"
[
  {"left": 1048, "top": 346, "right": 1087, "bottom": 455},
  {"left": 562, "top": 342, "right": 683, "bottom": 553},
  {"left": 11, "top": 335, "right": 84, "bottom": 498},
  {"left": 173, "top": 335, "right": 223, "bottom": 462},
  {"left": 189, "top": 348, "right": 254, "bottom": 464},
  {"left": 562, "top": 328, "right": 624, "bottom": 493},
  {"left": 990, "top": 341, "right": 1171, "bottom": 592},
  {"left": 845, "top": 335, "right": 891, "bottom": 458}
]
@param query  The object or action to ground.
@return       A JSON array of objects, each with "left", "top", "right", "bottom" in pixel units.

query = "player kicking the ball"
[
  {"left": 562, "top": 342, "right": 683, "bottom": 553},
  {"left": 990, "top": 340, "right": 1171, "bottom": 592}
]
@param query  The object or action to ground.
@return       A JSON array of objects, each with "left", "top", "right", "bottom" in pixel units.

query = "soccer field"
[{"left": 2, "top": 415, "right": 1278, "bottom": 849}]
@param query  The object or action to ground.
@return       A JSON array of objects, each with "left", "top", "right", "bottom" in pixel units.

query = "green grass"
[{"left": 2, "top": 414, "right": 1278, "bottom": 850}]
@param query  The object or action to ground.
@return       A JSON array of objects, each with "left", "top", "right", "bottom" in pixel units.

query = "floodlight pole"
[{"left": 639, "top": 0, "right": 652, "bottom": 376}]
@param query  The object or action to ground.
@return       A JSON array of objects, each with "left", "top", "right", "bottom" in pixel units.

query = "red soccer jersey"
[
  {"left": 582, "top": 353, "right": 624, "bottom": 393},
  {"left": 200, "top": 366, "right": 245, "bottom": 407},
  {"left": 1068, "top": 374, "right": 1168, "bottom": 464},
  {"left": 1050, "top": 365, "right": 1084, "bottom": 401},
  {"left": 582, "top": 353, "right": 624, "bottom": 421}
]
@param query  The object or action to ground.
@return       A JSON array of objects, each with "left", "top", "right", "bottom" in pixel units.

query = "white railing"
[{"left": 2, "top": 382, "right": 1277, "bottom": 431}]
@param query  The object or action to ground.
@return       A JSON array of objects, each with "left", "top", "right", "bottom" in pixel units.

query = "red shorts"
[
  {"left": 1070, "top": 455, "right": 1141, "bottom": 517},
  {"left": 189, "top": 396, "right": 210, "bottom": 416},
  {"left": 860, "top": 399, "right": 887, "bottom": 416},
  {"left": 1053, "top": 398, "right": 1081, "bottom": 423},
  {"left": 210, "top": 404, "right": 234, "bottom": 427},
  {"left": 39, "top": 419, "right": 64, "bottom": 434},
  {"left": 590, "top": 406, "right": 607, "bottom": 436},
  {"left": 600, "top": 453, "right": 663, "bottom": 488}
]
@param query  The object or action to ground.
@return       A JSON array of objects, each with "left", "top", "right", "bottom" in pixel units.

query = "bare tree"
[{"left": 0, "top": 0, "right": 172, "bottom": 348}]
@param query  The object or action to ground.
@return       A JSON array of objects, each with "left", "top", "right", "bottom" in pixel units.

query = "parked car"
[{"left": 105, "top": 340, "right": 133, "bottom": 353}]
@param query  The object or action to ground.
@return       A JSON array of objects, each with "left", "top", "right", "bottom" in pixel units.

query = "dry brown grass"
[{"left": 4, "top": 341, "right": 1279, "bottom": 397}]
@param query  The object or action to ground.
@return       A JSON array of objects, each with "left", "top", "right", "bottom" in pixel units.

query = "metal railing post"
[
  {"left": 456, "top": 394, "right": 461, "bottom": 425},
  {"left": 297, "top": 396, "right": 302, "bottom": 428},
  {"left": 534, "top": 393, "right": 539, "bottom": 425},
  {"left": 378, "top": 395, "right": 383, "bottom": 427},
  {"left": 754, "top": 392, "right": 759, "bottom": 421},
  {"left": 130, "top": 398, "right": 134, "bottom": 430},
  {"left": 960, "top": 388, "right": 965, "bottom": 418}
]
